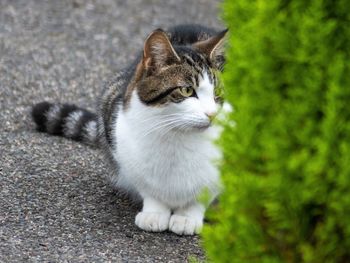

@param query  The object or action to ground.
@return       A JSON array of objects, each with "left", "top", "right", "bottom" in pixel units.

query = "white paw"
[
  {"left": 135, "top": 212, "right": 170, "bottom": 232},
  {"left": 169, "top": 215, "right": 203, "bottom": 235}
]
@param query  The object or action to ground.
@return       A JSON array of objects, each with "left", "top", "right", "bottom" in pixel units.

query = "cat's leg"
[
  {"left": 135, "top": 196, "right": 171, "bottom": 232},
  {"left": 169, "top": 202, "right": 205, "bottom": 235}
]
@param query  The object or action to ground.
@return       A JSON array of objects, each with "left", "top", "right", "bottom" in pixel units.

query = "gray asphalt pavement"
[{"left": 0, "top": 1, "right": 222, "bottom": 262}]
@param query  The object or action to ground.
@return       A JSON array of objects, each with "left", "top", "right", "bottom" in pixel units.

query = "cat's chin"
[{"left": 174, "top": 122, "right": 211, "bottom": 133}]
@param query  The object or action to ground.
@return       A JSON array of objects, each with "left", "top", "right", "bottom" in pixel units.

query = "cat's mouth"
[
  {"left": 194, "top": 122, "right": 211, "bottom": 131},
  {"left": 175, "top": 121, "right": 211, "bottom": 132}
]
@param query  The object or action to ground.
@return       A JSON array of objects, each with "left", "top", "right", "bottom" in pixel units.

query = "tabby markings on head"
[{"left": 123, "top": 28, "right": 227, "bottom": 108}]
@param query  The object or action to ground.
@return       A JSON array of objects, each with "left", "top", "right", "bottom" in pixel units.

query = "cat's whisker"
[
  {"left": 140, "top": 120, "right": 177, "bottom": 138},
  {"left": 142, "top": 116, "right": 209, "bottom": 138},
  {"left": 145, "top": 117, "right": 189, "bottom": 137},
  {"left": 138, "top": 113, "right": 187, "bottom": 124},
  {"left": 143, "top": 116, "right": 183, "bottom": 130},
  {"left": 141, "top": 118, "right": 184, "bottom": 138},
  {"left": 159, "top": 121, "right": 185, "bottom": 137}
]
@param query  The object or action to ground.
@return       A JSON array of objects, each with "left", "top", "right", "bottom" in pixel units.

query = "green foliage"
[{"left": 203, "top": 0, "right": 350, "bottom": 262}]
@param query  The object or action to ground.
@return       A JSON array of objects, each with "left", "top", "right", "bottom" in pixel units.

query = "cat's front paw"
[
  {"left": 169, "top": 215, "right": 203, "bottom": 235},
  {"left": 135, "top": 212, "right": 170, "bottom": 232}
]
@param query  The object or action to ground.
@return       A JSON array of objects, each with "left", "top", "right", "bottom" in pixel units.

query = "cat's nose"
[{"left": 205, "top": 112, "right": 217, "bottom": 122}]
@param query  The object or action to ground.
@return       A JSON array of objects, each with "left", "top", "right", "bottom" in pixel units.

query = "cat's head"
[{"left": 128, "top": 28, "right": 227, "bottom": 133}]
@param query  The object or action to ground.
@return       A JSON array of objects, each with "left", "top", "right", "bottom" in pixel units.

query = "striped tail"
[{"left": 32, "top": 101, "right": 98, "bottom": 146}]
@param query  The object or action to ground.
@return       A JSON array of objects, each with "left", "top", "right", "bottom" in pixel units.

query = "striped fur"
[
  {"left": 32, "top": 102, "right": 98, "bottom": 145},
  {"left": 32, "top": 24, "right": 227, "bottom": 235}
]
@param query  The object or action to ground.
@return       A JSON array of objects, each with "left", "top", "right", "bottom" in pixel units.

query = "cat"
[{"left": 32, "top": 24, "right": 228, "bottom": 235}]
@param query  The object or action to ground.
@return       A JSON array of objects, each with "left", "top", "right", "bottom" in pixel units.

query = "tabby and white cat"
[{"left": 32, "top": 25, "right": 227, "bottom": 235}]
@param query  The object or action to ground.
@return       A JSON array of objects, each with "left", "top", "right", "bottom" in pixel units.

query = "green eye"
[{"left": 179, "top": 87, "right": 194, "bottom": 97}]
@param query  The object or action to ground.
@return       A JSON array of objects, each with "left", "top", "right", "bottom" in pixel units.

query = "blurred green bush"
[{"left": 203, "top": 0, "right": 350, "bottom": 262}]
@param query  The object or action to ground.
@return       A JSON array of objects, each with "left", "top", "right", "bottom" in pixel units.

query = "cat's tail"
[{"left": 31, "top": 101, "right": 98, "bottom": 146}]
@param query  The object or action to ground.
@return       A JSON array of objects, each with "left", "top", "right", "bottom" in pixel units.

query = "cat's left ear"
[
  {"left": 193, "top": 29, "right": 228, "bottom": 69},
  {"left": 143, "top": 29, "right": 181, "bottom": 70}
]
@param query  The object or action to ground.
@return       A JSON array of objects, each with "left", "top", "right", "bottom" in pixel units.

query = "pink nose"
[{"left": 206, "top": 112, "right": 217, "bottom": 121}]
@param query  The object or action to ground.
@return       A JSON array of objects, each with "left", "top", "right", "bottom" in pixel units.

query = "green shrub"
[{"left": 203, "top": 0, "right": 350, "bottom": 262}]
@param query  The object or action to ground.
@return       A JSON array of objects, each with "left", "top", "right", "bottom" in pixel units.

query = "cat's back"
[{"left": 97, "top": 66, "right": 135, "bottom": 148}]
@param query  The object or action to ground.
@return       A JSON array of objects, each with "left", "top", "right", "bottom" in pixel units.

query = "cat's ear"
[
  {"left": 193, "top": 29, "right": 228, "bottom": 69},
  {"left": 143, "top": 29, "right": 181, "bottom": 70}
]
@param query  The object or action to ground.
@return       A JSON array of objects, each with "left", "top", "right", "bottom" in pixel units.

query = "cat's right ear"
[
  {"left": 193, "top": 29, "right": 228, "bottom": 70},
  {"left": 142, "top": 29, "right": 181, "bottom": 70}
]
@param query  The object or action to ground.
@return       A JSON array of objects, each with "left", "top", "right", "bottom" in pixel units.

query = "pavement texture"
[{"left": 0, "top": 0, "right": 222, "bottom": 262}]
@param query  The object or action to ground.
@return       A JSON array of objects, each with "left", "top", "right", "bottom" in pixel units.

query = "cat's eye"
[
  {"left": 178, "top": 87, "right": 195, "bottom": 97},
  {"left": 214, "top": 96, "right": 222, "bottom": 103},
  {"left": 214, "top": 85, "right": 224, "bottom": 103}
]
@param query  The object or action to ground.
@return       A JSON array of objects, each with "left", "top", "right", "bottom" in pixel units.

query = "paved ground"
[{"left": 0, "top": 0, "right": 222, "bottom": 262}]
